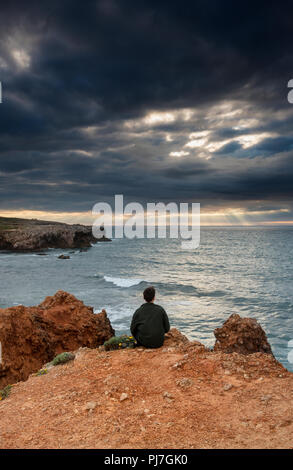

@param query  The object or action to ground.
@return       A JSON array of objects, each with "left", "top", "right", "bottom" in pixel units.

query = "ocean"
[{"left": 0, "top": 226, "right": 293, "bottom": 371}]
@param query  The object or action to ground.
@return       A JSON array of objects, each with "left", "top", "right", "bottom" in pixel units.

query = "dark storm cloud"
[
  {"left": 254, "top": 137, "right": 293, "bottom": 154},
  {"left": 1, "top": 0, "right": 293, "bottom": 218},
  {"left": 214, "top": 141, "right": 243, "bottom": 156}
]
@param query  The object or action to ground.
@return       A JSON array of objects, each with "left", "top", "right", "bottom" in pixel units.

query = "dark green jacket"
[{"left": 130, "top": 302, "right": 170, "bottom": 348}]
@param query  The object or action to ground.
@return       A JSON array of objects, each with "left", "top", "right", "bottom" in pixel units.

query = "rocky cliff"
[
  {"left": 0, "top": 296, "right": 292, "bottom": 449},
  {"left": 0, "top": 216, "right": 110, "bottom": 251},
  {"left": 0, "top": 326, "right": 292, "bottom": 449},
  {"left": 0, "top": 291, "right": 114, "bottom": 388}
]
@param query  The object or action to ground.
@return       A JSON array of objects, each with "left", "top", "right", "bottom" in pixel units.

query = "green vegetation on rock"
[
  {"left": 104, "top": 335, "right": 137, "bottom": 351},
  {"left": 51, "top": 352, "right": 75, "bottom": 366},
  {"left": 0, "top": 384, "right": 12, "bottom": 400},
  {"left": 35, "top": 368, "right": 48, "bottom": 376},
  {"left": 0, "top": 216, "right": 28, "bottom": 231}
]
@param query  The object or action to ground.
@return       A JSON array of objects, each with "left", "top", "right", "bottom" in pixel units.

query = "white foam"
[
  {"left": 103, "top": 276, "right": 147, "bottom": 287},
  {"left": 95, "top": 306, "right": 129, "bottom": 317},
  {"left": 169, "top": 300, "right": 194, "bottom": 306}
]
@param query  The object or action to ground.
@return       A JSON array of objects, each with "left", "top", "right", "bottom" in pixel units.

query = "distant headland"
[{"left": 0, "top": 216, "right": 111, "bottom": 252}]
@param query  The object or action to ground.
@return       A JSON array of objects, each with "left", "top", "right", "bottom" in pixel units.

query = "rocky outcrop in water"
[
  {"left": 0, "top": 217, "right": 111, "bottom": 251},
  {"left": 0, "top": 291, "right": 114, "bottom": 388},
  {"left": 213, "top": 313, "right": 273, "bottom": 355}
]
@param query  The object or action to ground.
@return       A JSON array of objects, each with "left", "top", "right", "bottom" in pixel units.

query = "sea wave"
[
  {"left": 152, "top": 282, "right": 227, "bottom": 298},
  {"left": 103, "top": 276, "right": 148, "bottom": 287}
]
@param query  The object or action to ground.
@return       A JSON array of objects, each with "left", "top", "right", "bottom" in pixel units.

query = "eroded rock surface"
[
  {"left": 214, "top": 313, "right": 273, "bottom": 355},
  {"left": 0, "top": 291, "right": 114, "bottom": 388}
]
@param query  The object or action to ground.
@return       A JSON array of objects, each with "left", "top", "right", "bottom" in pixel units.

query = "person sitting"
[{"left": 130, "top": 286, "right": 170, "bottom": 348}]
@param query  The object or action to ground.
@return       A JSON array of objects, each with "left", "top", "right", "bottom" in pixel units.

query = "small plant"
[
  {"left": 104, "top": 335, "right": 137, "bottom": 351},
  {"left": 35, "top": 368, "right": 48, "bottom": 376},
  {"left": 0, "top": 384, "right": 12, "bottom": 401},
  {"left": 51, "top": 352, "right": 75, "bottom": 366}
]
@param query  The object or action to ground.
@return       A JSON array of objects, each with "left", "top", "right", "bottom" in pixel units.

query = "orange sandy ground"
[{"left": 0, "top": 341, "right": 293, "bottom": 449}]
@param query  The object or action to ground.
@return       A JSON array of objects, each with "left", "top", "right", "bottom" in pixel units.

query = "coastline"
[{"left": 0, "top": 216, "right": 111, "bottom": 252}]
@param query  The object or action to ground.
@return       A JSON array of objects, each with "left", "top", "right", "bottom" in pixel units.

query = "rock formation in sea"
[
  {"left": 0, "top": 291, "right": 114, "bottom": 388},
  {"left": 213, "top": 313, "right": 273, "bottom": 355},
  {"left": 0, "top": 216, "right": 111, "bottom": 251}
]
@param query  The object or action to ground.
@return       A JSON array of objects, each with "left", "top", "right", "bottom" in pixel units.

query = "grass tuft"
[
  {"left": 0, "top": 384, "right": 12, "bottom": 401},
  {"left": 104, "top": 335, "right": 137, "bottom": 351},
  {"left": 51, "top": 352, "right": 75, "bottom": 366}
]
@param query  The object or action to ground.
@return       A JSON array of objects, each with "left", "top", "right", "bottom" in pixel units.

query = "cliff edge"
[{"left": 0, "top": 298, "right": 292, "bottom": 449}]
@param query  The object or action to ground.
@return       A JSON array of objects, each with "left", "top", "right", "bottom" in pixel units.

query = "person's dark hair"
[{"left": 143, "top": 286, "right": 155, "bottom": 303}]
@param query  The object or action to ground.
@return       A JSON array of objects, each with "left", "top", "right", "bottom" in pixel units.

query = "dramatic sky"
[{"left": 1, "top": 0, "right": 293, "bottom": 225}]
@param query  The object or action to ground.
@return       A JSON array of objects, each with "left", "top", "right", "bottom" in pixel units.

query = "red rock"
[
  {"left": 0, "top": 291, "right": 114, "bottom": 388},
  {"left": 163, "top": 328, "right": 190, "bottom": 347},
  {"left": 213, "top": 313, "right": 273, "bottom": 355}
]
